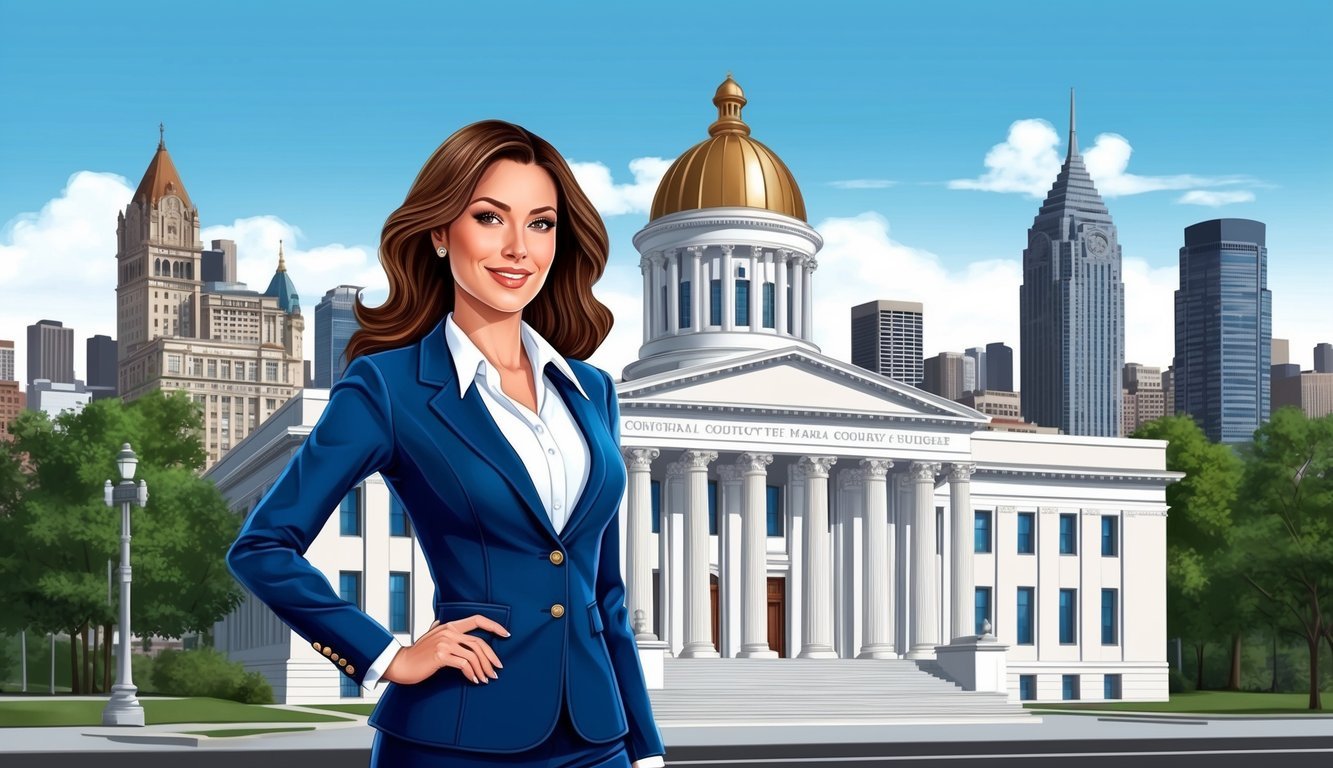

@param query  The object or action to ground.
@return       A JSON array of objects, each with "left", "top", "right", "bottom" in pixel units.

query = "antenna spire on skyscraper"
[{"left": 1068, "top": 88, "right": 1078, "bottom": 159}]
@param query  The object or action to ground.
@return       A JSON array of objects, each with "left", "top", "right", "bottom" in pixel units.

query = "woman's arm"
[
  {"left": 226, "top": 355, "right": 398, "bottom": 686},
  {"left": 595, "top": 369, "right": 666, "bottom": 764}
]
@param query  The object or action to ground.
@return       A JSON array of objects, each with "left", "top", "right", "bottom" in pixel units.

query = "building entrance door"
[{"left": 767, "top": 576, "right": 786, "bottom": 657}]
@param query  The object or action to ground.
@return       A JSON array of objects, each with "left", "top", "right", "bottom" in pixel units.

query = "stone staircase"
[{"left": 647, "top": 658, "right": 1034, "bottom": 725}]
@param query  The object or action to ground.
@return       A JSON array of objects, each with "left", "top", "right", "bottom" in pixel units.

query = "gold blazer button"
[
  {"left": 339, "top": 658, "right": 348, "bottom": 667},
  {"left": 550, "top": 603, "right": 565, "bottom": 618},
  {"left": 312, "top": 642, "right": 322, "bottom": 652},
  {"left": 346, "top": 665, "right": 355, "bottom": 675},
  {"left": 322, "top": 647, "right": 332, "bottom": 657},
  {"left": 330, "top": 652, "right": 340, "bottom": 662},
  {"left": 549, "top": 551, "right": 565, "bottom": 565}
]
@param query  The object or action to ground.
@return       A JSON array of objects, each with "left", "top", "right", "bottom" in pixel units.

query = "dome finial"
[
  {"left": 158, "top": 122, "right": 165, "bottom": 150},
  {"left": 277, "top": 239, "right": 286, "bottom": 273},
  {"left": 709, "top": 73, "right": 750, "bottom": 137}
]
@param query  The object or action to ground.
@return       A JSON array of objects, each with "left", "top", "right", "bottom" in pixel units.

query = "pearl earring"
[{"left": 437, "top": 247, "right": 448, "bottom": 258}]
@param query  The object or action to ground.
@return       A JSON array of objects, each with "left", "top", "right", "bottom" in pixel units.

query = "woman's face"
[{"left": 434, "top": 159, "right": 559, "bottom": 317}]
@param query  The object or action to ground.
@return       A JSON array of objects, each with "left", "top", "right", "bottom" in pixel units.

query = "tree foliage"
[{"left": 0, "top": 391, "right": 243, "bottom": 693}]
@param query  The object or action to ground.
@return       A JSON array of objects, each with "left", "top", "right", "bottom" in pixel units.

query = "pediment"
[{"left": 617, "top": 347, "right": 987, "bottom": 425}]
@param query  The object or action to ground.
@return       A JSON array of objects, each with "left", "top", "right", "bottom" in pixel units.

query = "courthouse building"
[{"left": 212, "top": 77, "right": 1176, "bottom": 707}]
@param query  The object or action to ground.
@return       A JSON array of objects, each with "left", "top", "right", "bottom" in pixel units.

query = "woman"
[{"left": 226, "top": 121, "right": 665, "bottom": 768}]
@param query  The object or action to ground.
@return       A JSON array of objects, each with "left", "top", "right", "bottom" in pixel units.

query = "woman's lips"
[{"left": 486, "top": 267, "right": 531, "bottom": 289}]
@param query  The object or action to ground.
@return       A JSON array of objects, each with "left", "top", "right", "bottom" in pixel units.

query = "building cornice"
[
  {"left": 974, "top": 464, "right": 1183, "bottom": 484},
  {"left": 621, "top": 400, "right": 982, "bottom": 431}
]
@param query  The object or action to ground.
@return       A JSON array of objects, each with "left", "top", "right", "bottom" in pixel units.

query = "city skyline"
[{"left": 1, "top": 2, "right": 1329, "bottom": 387}]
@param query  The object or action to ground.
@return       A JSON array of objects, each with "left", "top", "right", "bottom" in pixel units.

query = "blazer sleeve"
[
  {"left": 226, "top": 355, "right": 397, "bottom": 686},
  {"left": 594, "top": 369, "right": 666, "bottom": 762}
]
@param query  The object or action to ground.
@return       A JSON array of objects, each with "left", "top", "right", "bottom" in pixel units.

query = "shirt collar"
[{"left": 442, "top": 312, "right": 589, "bottom": 401}]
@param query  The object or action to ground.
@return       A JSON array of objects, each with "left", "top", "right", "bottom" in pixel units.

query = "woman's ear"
[{"left": 430, "top": 226, "right": 448, "bottom": 251}]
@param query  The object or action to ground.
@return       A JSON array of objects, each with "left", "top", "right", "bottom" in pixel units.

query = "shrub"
[
  {"left": 1168, "top": 667, "right": 1193, "bottom": 694},
  {"left": 151, "top": 648, "right": 269, "bottom": 703}
]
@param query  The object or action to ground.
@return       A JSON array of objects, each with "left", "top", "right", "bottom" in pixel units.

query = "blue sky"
[{"left": 2, "top": 0, "right": 1329, "bottom": 384}]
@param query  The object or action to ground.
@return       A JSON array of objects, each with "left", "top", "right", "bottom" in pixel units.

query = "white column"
[
  {"left": 721, "top": 244, "right": 735, "bottom": 331},
  {"left": 858, "top": 458, "right": 896, "bottom": 658},
  {"left": 907, "top": 461, "right": 941, "bottom": 659},
  {"left": 622, "top": 447, "right": 660, "bottom": 639},
  {"left": 716, "top": 463, "right": 743, "bottom": 656},
  {"left": 790, "top": 254, "right": 806, "bottom": 339},
  {"left": 737, "top": 453, "right": 776, "bottom": 658},
  {"left": 640, "top": 255, "right": 652, "bottom": 344},
  {"left": 776, "top": 250, "right": 790, "bottom": 336},
  {"left": 948, "top": 463, "right": 978, "bottom": 641},
  {"left": 664, "top": 460, "right": 687, "bottom": 655},
  {"left": 665, "top": 249, "right": 680, "bottom": 335},
  {"left": 689, "top": 246, "right": 705, "bottom": 332},
  {"left": 751, "top": 246, "right": 764, "bottom": 330},
  {"left": 894, "top": 473, "right": 911, "bottom": 655},
  {"left": 803, "top": 256, "right": 817, "bottom": 342},
  {"left": 797, "top": 455, "right": 838, "bottom": 658},
  {"left": 679, "top": 449, "right": 719, "bottom": 658},
  {"left": 835, "top": 468, "right": 864, "bottom": 659}
]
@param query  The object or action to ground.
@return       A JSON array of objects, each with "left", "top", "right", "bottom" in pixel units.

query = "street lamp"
[{"left": 101, "top": 443, "right": 148, "bottom": 727}]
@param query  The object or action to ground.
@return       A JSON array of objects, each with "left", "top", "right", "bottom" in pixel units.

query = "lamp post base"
[{"left": 101, "top": 684, "right": 145, "bottom": 726}]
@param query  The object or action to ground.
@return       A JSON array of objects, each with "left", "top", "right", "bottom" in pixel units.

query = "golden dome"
[{"left": 650, "top": 75, "right": 806, "bottom": 222}]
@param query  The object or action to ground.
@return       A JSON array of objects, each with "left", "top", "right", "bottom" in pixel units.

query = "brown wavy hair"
[{"left": 346, "top": 120, "right": 613, "bottom": 362}]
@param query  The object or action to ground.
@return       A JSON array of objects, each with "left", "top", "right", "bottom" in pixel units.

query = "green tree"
[
  {"left": 1133, "top": 414, "right": 1245, "bottom": 689},
  {"left": 1230, "top": 408, "right": 1333, "bottom": 709},
  {"left": 0, "top": 391, "right": 244, "bottom": 694}
]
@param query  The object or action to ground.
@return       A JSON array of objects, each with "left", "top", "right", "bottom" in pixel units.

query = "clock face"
[{"left": 1088, "top": 231, "right": 1110, "bottom": 256}]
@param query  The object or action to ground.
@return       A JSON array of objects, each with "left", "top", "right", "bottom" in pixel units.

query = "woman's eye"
[
  {"left": 530, "top": 218, "right": 556, "bottom": 231},
  {"left": 474, "top": 211, "right": 501, "bottom": 225}
]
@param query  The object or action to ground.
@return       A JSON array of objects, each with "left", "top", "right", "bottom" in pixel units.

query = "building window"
[
  {"left": 167, "top": 354, "right": 181, "bottom": 375},
  {"left": 707, "top": 480, "right": 718, "bottom": 535},
  {"left": 1101, "top": 515, "right": 1118, "bottom": 557},
  {"left": 1017, "top": 512, "right": 1035, "bottom": 554},
  {"left": 1019, "top": 675, "right": 1037, "bottom": 701},
  {"left": 1104, "top": 674, "right": 1122, "bottom": 700},
  {"left": 660, "top": 284, "right": 667, "bottom": 333},
  {"left": 390, "top": 495, "right": 411, "bottom": 537},
  {"left": 1059, "top": 513, "right": 1077, "bottom": 555},
  {"left": 389, "top": 572, "right": 410, "bottom": 634},
  {"left": 786, "top": 284, "right": 793, "bottom": 334},
  {"left": 974, "top": 510, "right": 992, "bottom": 553},
  {"left": 678, "top": 281, "right": 692, "bottom": 328},
  {"left": 265, "top": 361, "right": 278, "bottom": 382},
  {"left": 340, "top": 490, "right": 361, "bottom": 536},
  {"left": 710, "top": 279, "right": 721, "bottom": 326},
  {"left": 1102, "top": 588, "right": 1118, "bottom": 645},
  {"left": 766, "top": 485, "right": 783, "bottom": 536},
  {"left": 735, "top": 279, "right": 750, "bottom": 325},
  {"left": 762, "top": 283, "right": 775, "bottom": 328},
  {"left": 1059, "top": 589, "right": 1077, "bottom": 644},
  {"left": 1017, "top": 587, "right": 1034, "bottom": 645},
  {"left": 651, "top": 479, "right": 661, "bottom": 534},
  {"left": 975, "top": 587, "right": 992, "bottom": 635},
  {"left": 339, "top": 571, "right": 362, "bottom": 609},
  {"left": 1062, "top": 674, "right": 1080, "bottom": 701}
]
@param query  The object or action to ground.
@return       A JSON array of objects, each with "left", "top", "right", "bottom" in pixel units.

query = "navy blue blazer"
[{"left": 226, "top": 318, "right": 664, "bottom": 761}]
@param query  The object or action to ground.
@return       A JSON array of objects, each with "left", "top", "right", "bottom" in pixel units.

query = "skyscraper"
[
  {"left": 1019, "top": 91, "right": 1124, "bottom": 436},
  {"left": 201, "top": 238, "right": 238, "bottom": 284},
  {"left": 0, "top": 339, "right": 13, "bottom": 382},
  {"left": 314, "top": 285, "right": 363, "bottom": 389},
  {"left": 850, "top": 300, "right": 924, "bottom": 386},
  {"left": 1315, "top": 343, "right": 1333, "bottom": 374},
  {"left": 26, "top": 319, "right": 75, "bottom": 385},
  {"left": 922, "top": 351, "right": 967, "bottom": 400},
  {"left": 964, "top": 347, "right": 985, "bottom": 393},
  {"left": 1173, "top": 218, "right": 1271, "bottom": 443},
  {"left": 985, "top": 342, "right": 1014, "bottom": 392},
  {"left": 1122, "top": 363, "right": 1165, "bottom": 436},
  {"left": 86, "top": 334, "right": 117, "bottom": 388}
]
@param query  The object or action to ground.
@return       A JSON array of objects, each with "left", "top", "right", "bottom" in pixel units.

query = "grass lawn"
[
  {"left": 0, "top": 697, "right": 355, "bottom": 727},
  {"left": 1030, "top": 690, "right": 1333, "bottom": 715},
  {"left": 182, "top": 726, "right": 317, "bottom": 738},
  {"left": 306, "top": 703, "right": 376, "bottom": 716}
]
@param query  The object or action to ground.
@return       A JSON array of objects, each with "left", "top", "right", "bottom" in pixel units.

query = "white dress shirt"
[{"left": 359, "top": 315, "right": 663, "bottom": 767}]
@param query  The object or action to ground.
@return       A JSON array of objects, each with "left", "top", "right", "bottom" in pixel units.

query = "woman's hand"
[{"left": 382, "top": 615, "right": 510, "bottom": 685}]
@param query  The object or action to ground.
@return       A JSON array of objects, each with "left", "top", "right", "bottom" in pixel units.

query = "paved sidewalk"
[{"left": 6, "top": 711, "right": 1333, "bottom": 752}]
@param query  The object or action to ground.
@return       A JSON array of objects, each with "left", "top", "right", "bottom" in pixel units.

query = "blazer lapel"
[
  {"left": 418, "top": 320, "right": 558, "bottom": 542},
  {"left": 548, "top": 368, "right": 609, "bottom": 541}
]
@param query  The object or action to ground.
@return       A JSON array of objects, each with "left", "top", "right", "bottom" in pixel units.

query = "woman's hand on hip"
[{"left": 382, "top": 616, "right": 510, "bottom": 685}]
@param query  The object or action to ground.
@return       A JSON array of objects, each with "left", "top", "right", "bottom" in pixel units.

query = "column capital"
[
  {"left": 751, "top": 245, "right": 767, "bottom": 259},
  {"left": 720, "top": 244, "right": 735, "bottom": 256},
  {"left": 776, "top": 249, "right": 792, "bottom": 264},
  {"left": 666, "top": 459, "right": 689, "bottom": 478},
  {"left": 947, "top": 462, "right": 977, "bottom": 483},
  {"left": 649, "top": 251, "right": 667, "bottom": 266},
  {"left": 859, "top": 458, "right": 894, "bottom": 479},
  {"left": 681, "top": 449, "right": 718, "bottom": 470},
  {"left": 838, "top": 468, "right": 865, "bottom": 491},
  {"left": 621, "top": 447, "right": 660, "bottom": 470},
  {"left": 736, "top": 452, "right": 774, "bottom": 474},
  {"left": 797, "top": 455, "right": 838, "bottom": 478},
  {"left": 909, "top": 461, "right": 941, "bottom": 482},
  {"left": 788, "top": 251, "right": 807, "bottom": 267},
  {"left": 686, "top": 245, "right": 706, "bottom": 257},
  {"left": 716, "top": 464, "right": 743, "bottom": 483},
  {"left": 806, "top": 257, "right": 819, "bottom": 273}
]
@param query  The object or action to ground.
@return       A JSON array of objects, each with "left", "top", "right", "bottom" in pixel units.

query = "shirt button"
[
  {"left": 553, "top": 502, "right": 562, "bottom": 510},
  {"left": 535, "top": 425, "right": 544, "bottom": 434},
  {"left": 547, "top": 448, "right": 555, "bottom": 455},
  {"left": 551, "top": 603, "right": 565, "bottom": 618}
]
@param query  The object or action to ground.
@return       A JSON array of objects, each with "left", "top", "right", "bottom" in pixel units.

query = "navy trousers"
[{"left": 369, "top": 697, "right": 631, "bottom": 768}]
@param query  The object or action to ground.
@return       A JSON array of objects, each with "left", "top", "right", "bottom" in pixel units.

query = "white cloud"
[
  {"left": 949, "top": 119, "right": 1256, "bottom": 200},
  {"left": 829, "top": 179, "right": 898, "bottom": 189},
  {"left": 568, "top": 157, "right": 672, "bottom": 216},
  {"left": 1176, "top": 190, "right": 1257, "bottom": 206}
]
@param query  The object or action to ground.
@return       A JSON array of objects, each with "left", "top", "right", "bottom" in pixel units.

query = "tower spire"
[
  {"left": 277, "top": 239, "right": 286, "bottom": 273},
  {"left": 159, "top": 122, "right": 165, "bottom": 150},
  {"left": 1067, "top": 88, "right": 1078, "bottom": 159}
]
